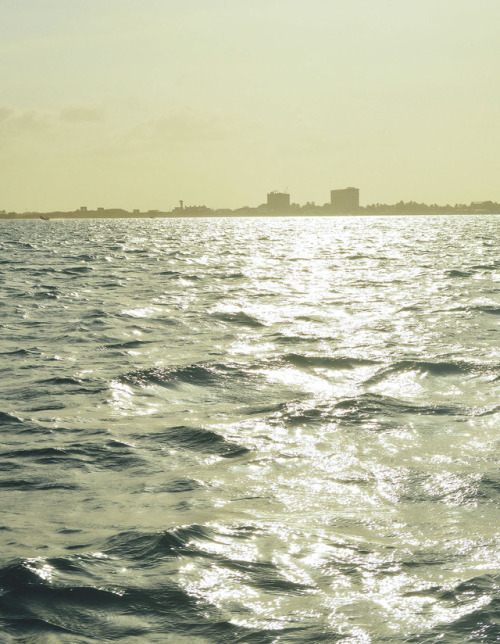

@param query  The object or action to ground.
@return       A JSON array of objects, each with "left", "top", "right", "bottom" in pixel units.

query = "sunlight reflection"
[{"left": 25, "top": 559, "right": 54, "bottom": 583}]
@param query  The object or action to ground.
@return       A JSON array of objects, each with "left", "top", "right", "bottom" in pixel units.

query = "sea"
[{"left": 1, "top": 215, "right": 500, "bottom": 643}]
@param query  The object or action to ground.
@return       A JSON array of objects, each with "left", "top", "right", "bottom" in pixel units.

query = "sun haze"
[{"left": 1, "top": 0, "right": 499, "bottom": 212}]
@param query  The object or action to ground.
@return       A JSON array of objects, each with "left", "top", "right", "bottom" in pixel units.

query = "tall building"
[
  {"left": 267, "top": 191, "right": 290, "bottom": 211},
  {"left": 330, "top": 187, "right": 359, "bottom": 212}
]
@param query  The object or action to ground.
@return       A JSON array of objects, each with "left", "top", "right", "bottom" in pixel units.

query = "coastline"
[{"left": 1, "top": 210, "right": 497, "bottom": 221}]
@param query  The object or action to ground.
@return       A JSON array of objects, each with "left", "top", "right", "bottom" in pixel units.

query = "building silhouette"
[
  {"left": 267, "top": 191, "right": 290, "bottom": 211},
  {"left": 330, "top": 187, "right": 359, "bottom": 212}
]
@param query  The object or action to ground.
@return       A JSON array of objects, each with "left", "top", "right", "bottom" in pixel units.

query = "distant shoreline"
[{"left": 1, "top": 209, "right": 499, "bottom": 221}]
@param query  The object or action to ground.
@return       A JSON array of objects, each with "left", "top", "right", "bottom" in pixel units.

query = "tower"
[
  {"left": 267, "top": 191, "right": 290, "bottom": 211},
  {"left": 330, "top": 187, "right": 359, "bottom": 212}
]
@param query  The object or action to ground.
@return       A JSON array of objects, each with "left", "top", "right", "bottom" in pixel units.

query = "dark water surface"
[{"left": 1, "top": 215, "right": 500, "bottom": 642}]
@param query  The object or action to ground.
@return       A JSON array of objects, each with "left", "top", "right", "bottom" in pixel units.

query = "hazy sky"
[{"left": 2, "top": 0, "right": 499, "bottom": 211}]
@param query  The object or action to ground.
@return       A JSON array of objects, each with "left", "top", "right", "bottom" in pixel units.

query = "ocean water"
[{"left": 1, "top": 215, "right": 500, "bottom": 643}]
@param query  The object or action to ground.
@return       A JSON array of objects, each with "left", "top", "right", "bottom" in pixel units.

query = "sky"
[{"left": 1, "top": 0, "right": 499, "bottom": 212}]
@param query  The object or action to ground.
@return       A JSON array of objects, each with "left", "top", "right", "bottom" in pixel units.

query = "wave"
[
  {"left": 332, "top": 393, "right": 462, "bottom": 430},
  {"left": 2, "top": 440, "right": 147, "bottom": 474},
  {"left": 154, "top": 425, "right": 250, "bottom": 458},
  {"left": 470, "top": 261, "right": 500, "bottom": 270},
  {"left": 211, "top": 311, "right": 265, "bottom": 327},
  {"left": 60, "top": 266, "right": 94, "bottom": 275},
  {"left": 38, "top": 376, "right": 86, "bottom": 386},
  {"left": 104, "top": 524, "right": 215, "bottom": 560},
  {"left": 34, "top": 376, "right": 105, "bottom": 395},
  {"left": 218, "top": 271, "right": 245, "bottom": 279},
  {"left": 399, "top": 470, "right": 480, "bottom": 506},
  {"left": 158, "top": 270, "right": 201, "bottom": 281},
  {"left": 447, "top": 269, "right": 472, "bottom": 278},
  {"left": 251, "top": 394, "right": 462, "bottom": 432},
  {"left": 3, "top": 446, "right": 74, "bottom": 463},
  {"left": 403, "top": 574, "right": 500, "bottom": 643},
  {"left": 0, "top": 410, "right": 24, "bottom": 425},
  {"left": 475, "top": 305, "right": 500, "bottom": 315},
  {"left": 0, "top": 413, "right": 57, "bottom": 436},
  {"left": 100, "top": 340, "right": 152, "bottom": 350},
  {"left": 0, "top": 478, "right": 79, "bottom": 491},
  {"left": 270, "top": 332, "right": 315, "bottom": 345},
  {"left": 33, "top": 290, "right": 60, "bottom": 300},
  {"left": 81, "top": 307, "right": 110, "bottom": 320},
  {"left": 363, "top": 359, "right": 482, "bottom": 386},
  {"left": 159, "top": 477, "right": 203, "bottom": 493},
  {"left": 0, "top": 560, "right": 144, "bottom": 641},
  {"left": 0, "top": 523, "right": 323, "bottom": 641},
  {"left": 284, "top": 353, "right": 377, "bottom": 370},
  {"left": 0, "top": 347, "right": 40, "bottom": 356},
  {"left": 121, "top": 364, "right": 221, "bottom": 388},
  {"left": 476, "top": 472, "right": 500, "bottom": 502},
  {"left": 121, "top": 361, "right": 252, "bottom": 389}
]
